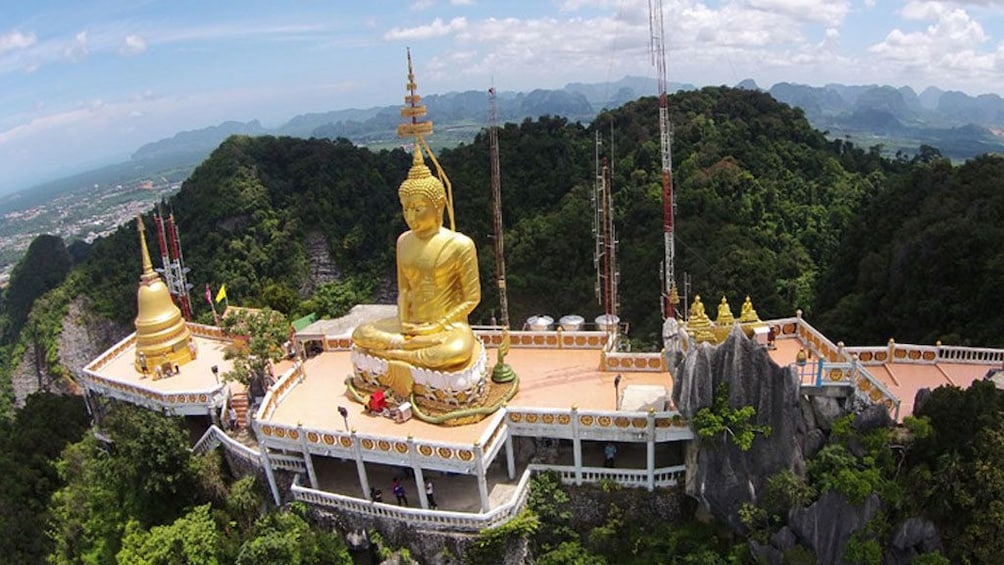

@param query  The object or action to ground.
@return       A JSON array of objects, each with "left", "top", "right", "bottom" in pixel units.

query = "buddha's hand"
[
  {"left": 402, "top": 334, "right": 447, "bottom": 350},
  {"left": 401, "top": 322, "right": 445, "bottom": 336}
]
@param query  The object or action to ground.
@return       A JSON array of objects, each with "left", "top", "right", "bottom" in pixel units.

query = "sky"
[{"left": 2, "top": 0, "right": 1004, "bottom": 195}]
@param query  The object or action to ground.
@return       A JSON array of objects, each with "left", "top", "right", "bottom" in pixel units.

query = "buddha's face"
[{"left": 401, "top": 194, "right": 442, "bottom": 235}]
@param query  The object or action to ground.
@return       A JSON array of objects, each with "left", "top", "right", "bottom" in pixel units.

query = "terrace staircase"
[{"left": 230, "top": 390, "right": 250, "bottom": 431}]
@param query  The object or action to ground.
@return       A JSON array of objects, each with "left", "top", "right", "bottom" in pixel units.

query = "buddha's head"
[{"left": 399, "top": 146, "right": 446, "bottom": 235}]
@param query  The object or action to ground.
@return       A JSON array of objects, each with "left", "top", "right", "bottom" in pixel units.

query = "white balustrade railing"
[
  {"left": 473, "top": 329, "right": 610, "bottom": 350},
  {"left": 192, "top": 425, "right": 261, "bottom": 465},
  {"left": 603, "top": 351, "right": 665, "bottom": 372},
  {"left": 291, "top": 466, "right": 534, "bottom": 532},
  {"left": 81, "top": 368, "right": 227, "bottom": 416},
  {"left": 504, "top": 406, "right": 692, "bottom": 442},
  {"left": 256, "top": 361, "right": 306, "bottom": 422},
  {"left": 530, "top": 463, "right": 686, "bottom": 489}
]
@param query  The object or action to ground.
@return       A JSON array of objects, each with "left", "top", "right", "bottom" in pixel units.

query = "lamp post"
[
  {"left": 338, "top": 406, "right": 349, "bottom": 432},
  {"left": 211, "top": 365, "right": 219, "bottom": 384},
  {"left": 613, "top": 373, "right": 622, "bottom": 410}
]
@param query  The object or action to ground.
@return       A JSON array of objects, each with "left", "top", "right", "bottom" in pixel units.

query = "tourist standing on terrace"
[
  {"left": 604, "top": 442, "right": 617, "bottom": 468},
  {"left": 426, "top": 479, "right": 437, "bottom": 509},
  {"left": 393, "top": 478, "right": 408, "bottom": 506}
]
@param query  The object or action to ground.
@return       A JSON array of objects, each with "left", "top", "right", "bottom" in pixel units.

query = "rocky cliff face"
[
  {"left": 668, "top": 324, "right": 808, "bottom": 532},
  {"left": 10, "top": 296, "right": 128, "bottom": 407},
  {"left": 664, "top": 322, "right": 937, "bottom": 564}
]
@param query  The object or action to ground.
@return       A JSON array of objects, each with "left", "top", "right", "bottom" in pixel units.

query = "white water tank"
[
  {"left": 595, "top": 314, "right": 620, "bottom": 332},
  {"left": 559, "top": 315, "right": 584, "bottom": 331},
  {"left": 527, "top": 315, "right": 554, "bottom": 331}
]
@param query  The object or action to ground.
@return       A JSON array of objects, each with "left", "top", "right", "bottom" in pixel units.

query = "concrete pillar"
[
  {"left": 571, "top": 406, "right": 582, "bottom": 486},
  {"left": 298, "top": 425, "right": 318, "bottom": 489},
  {"left": 475, "top": 442, "right": 490, "bottom": 512},
  {"left": 504, "top": 431, "right": 516, "bottom": 480},
  {"left": 351, "top": 431, "right": 370, "bottom": 500},
  {"left": 259, "top": 447, "right": 282, "bottom": 506},
  {"left": 409, "top": 437, "right": 429, "bottom": 509},
  {"left": 646, "top": 409, "right": 656, "bottom": 491}
]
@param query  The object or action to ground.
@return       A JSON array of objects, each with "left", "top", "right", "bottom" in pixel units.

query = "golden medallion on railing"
[
  {"left": 908, "top": 350, "right": 921, "bottom": 360},
  {"left": 829, "top": 368, "right": 845, "bottom": 382},
  {"left": 188, "top": 394, "right": 198, "bottom": 402},
  {"left": 395, "top": 442, "right": 408, "bottom": 454},
  {"left": 579, "top": 415, "right": 594, "bottom": 426},
  {"left": 533, "top": 335, "right": 544, "bottom": 345},
  {"left": 563, "top": 336, "right": 574, "bottom": 347},
  {"left": 588, "top": 336, "right": 600, "bottom": 346},
  {"left": 546, "top": 336, "right": 557, "bottom": 346},
  {"left": 275, "top": 427, "right": 286, "bottom": 438},
  {"left": 875, "top": 352, "right": 887, "bottom": 361},
  {"left": 614, "top": 416, "right": 629, "bottom": 428},
  {"left": 525, "top": 414, "right": 538, "bottom": 424},
  {"left": 262, "top": 425, "right": 273, "bottom": 436},
  {"left": 860, "top": 351, "right": 873, "bottom": 362},
  {"left": 782, "top": 323, "right": 795, "bottom": 335},
  {"left": 322, "top": 434, "right": 334, "bottom": 445},
  {"left": 362, "top": 438, "right": 375, "bottom": 450},
  {"left": 199, "top": 394, "right": 208, "bottom": 402},
  {"left": 557, "top": 414, "right": 571, "bottom": 425},
  {"left": 288, "top": 429, "right": 299, "bottom": 440},
  {"left": 649, "top": 358, "right": 662, "bottom": 368},
  {"left": 378, "top": 440, "right": 391, "bottom": 451},
  {"left": 508, "top": 413, "right": 522, "bottom": 423},
  {"left": 575, "top": 336, "right": 586, "bottom": 346},
  {"left": 437, "top": 447, "right": 453, "bottom": 459},
  {"left": 655, "top": 417, "right": 670, "bottom": 428},
  {"left": 870, "top": 389, "right": 884, "bottom": 401},
  {"left": 632, "top": 418, "right": 646, "bottom": 429},
  {"left": 608, "top": 357, "right": 620, "bottom": 367},
  {"left": 542, "top": 414, "right": 555, "bottom": 424},
  {"left": 922, "top": 351, "right": 935, "bottom": 361},
  {"left": 598, "top": 415, "right": 612, "bottom": 427},
  {"left": 884, "top": 399, "right": 894, "bottom": 411},
  {"left": 419, "top": 445, "right": 433, "bottom": 456},
  {"left": 458, "top": 450, "right": 474, "bottom": 461},
  {"left": 339, "top": 436, "right": 352, "bottom": 448}
]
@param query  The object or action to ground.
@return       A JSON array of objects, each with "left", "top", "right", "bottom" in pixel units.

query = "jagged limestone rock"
[
  {"left": 668, "top": 325, "right": 806, "bottom": 531},
  {"left": 787, "top": 491, "right": 881, "bottom": 565},
  {"left": 886, "top": 517, "right": 942, "bottom": 565}
]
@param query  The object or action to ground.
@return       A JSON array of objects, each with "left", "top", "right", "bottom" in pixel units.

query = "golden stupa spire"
[
  {"left": 134, "top": 216, "right": 194, "bottom": 375},
  {"left": 396, "top": 48, "right": 455, "bottom": 231}
]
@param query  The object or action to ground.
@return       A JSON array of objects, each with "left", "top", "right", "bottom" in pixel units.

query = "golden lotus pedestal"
[{"left": 347, "top": 339, "right": 518, "bottom": 426}]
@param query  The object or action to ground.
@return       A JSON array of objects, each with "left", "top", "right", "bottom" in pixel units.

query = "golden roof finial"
[
  {"left": 137, "top": 216, "right": 157, "bottom": 283},
  {"left": 395, "top": 48, "right": 455, "bottom": 231}
]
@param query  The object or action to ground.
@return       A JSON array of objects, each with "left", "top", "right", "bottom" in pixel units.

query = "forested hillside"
[{"left": 63, "top": 87, "right": 912, "bottom": 348}]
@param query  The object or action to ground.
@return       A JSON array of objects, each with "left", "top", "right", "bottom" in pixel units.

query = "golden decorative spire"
[
  {"left": 395, "top": 48, "right": 454, "bottom": 230},
  {"left": 133, "top": 216, "right": 194, "bottom": 374}
]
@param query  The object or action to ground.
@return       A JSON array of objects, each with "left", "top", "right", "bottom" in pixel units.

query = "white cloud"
[
  {"left": 0, "top": 30, "right": 37, "bottom": 55},
  {"left": 741, "top": 0, "right": 851, "bottom": 26},
  {"left": 385, "top": 17, "right": 468, "bottom": 40},
  {"left": 65, "top": 31, "right": 89, "bottom": 62},
  {"left": 411, "top": 0, "right": 435, "bottom": 11},
  {"left": 121, "top": 34, "right": 147, "bottom": 55},
  {"left": 450, "top": 0, "right": 473, "bottom": 5}
]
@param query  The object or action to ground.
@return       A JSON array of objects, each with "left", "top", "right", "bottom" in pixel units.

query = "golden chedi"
[{"left": 133, "top": 216, "right": 194, "bottom": 374}]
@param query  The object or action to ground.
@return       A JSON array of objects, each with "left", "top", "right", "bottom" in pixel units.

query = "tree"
[
  {"left": 116, "top": 504, "right": 226, "bottom": 565},
  {"left": 220, "top": 308, "right": 288, "bottom": 396},
  {"left": 691, "top": 383, "right": 772, "bottom": 451},
  {"left": 235, "top": 503, "right": 351, "bottom": 565}
]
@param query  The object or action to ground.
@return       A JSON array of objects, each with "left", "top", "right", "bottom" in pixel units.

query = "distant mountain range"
[{"left": 4, "top": 76, "right": 1004, "bottom": 216}]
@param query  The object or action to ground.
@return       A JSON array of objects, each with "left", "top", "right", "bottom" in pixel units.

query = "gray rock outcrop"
[{"left": 669, "top": 325, "right": 807, "bottom": 532}]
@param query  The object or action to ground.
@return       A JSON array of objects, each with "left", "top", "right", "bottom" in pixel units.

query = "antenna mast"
[
  {"left": 593, "top": 132, "right": 618, "bottom": 322},
  {"left": 650, "top": 0, "right": 678, "bottom": 319},
  {"left": 488, "top": 85, "right": 510, "bottom": 329},
  {"left": 152, "top": 209, "right": 192, "bottom": 320}
]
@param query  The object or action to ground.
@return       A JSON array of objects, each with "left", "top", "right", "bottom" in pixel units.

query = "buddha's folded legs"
[{"left": 352, "top": 317, "right": 476, "bottom": 370}]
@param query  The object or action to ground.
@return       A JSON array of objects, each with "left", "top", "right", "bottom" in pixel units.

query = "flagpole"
[{"left": 207, "top": 284, "right": 220, "bottom": 327}]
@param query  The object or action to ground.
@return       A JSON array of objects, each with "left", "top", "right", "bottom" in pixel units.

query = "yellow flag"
[{"left": 215, "top": 284, "right": 227, "bottom": 303}]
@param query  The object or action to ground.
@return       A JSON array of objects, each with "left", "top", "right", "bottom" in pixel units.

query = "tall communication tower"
[
  {"left": 650, "top": 0, "right": 679, "bottom": 319},
  {"left": 488, "top": 85, "right": 511, "bottom": 329},
  {"left": 593, "top": 132, "right": 619, "bottom": 325},
  {"left": 152, "top": 209, "right": 193, "bottom": 320}
]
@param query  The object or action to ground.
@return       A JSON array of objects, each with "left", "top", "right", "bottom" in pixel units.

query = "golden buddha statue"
[
  {"left": 716, "top": 296, "right": 735, "bottom": 326},
  {"left": 686, "top": 294, "right": 716, "bottom": 343},
  {"left": 351, "top": 145, "right": 481, "bottom": 371},
  {"left": 739, "top": 295, "right": 760, "bottom": 323}
]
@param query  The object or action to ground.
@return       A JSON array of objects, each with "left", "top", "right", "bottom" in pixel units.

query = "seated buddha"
[{"left": 351, "top": 146, "right": 481, "bottom": 374}]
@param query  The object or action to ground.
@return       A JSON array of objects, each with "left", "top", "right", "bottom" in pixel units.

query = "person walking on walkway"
[
  {"left": 425, "top": 479, "right": 438, "bottom": 509},
  {"left": 604, "top": 442, "right": 617, "bottom": 468},
  {"left": 392, "top": 478, "right": 408, "bottom": 506}
]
